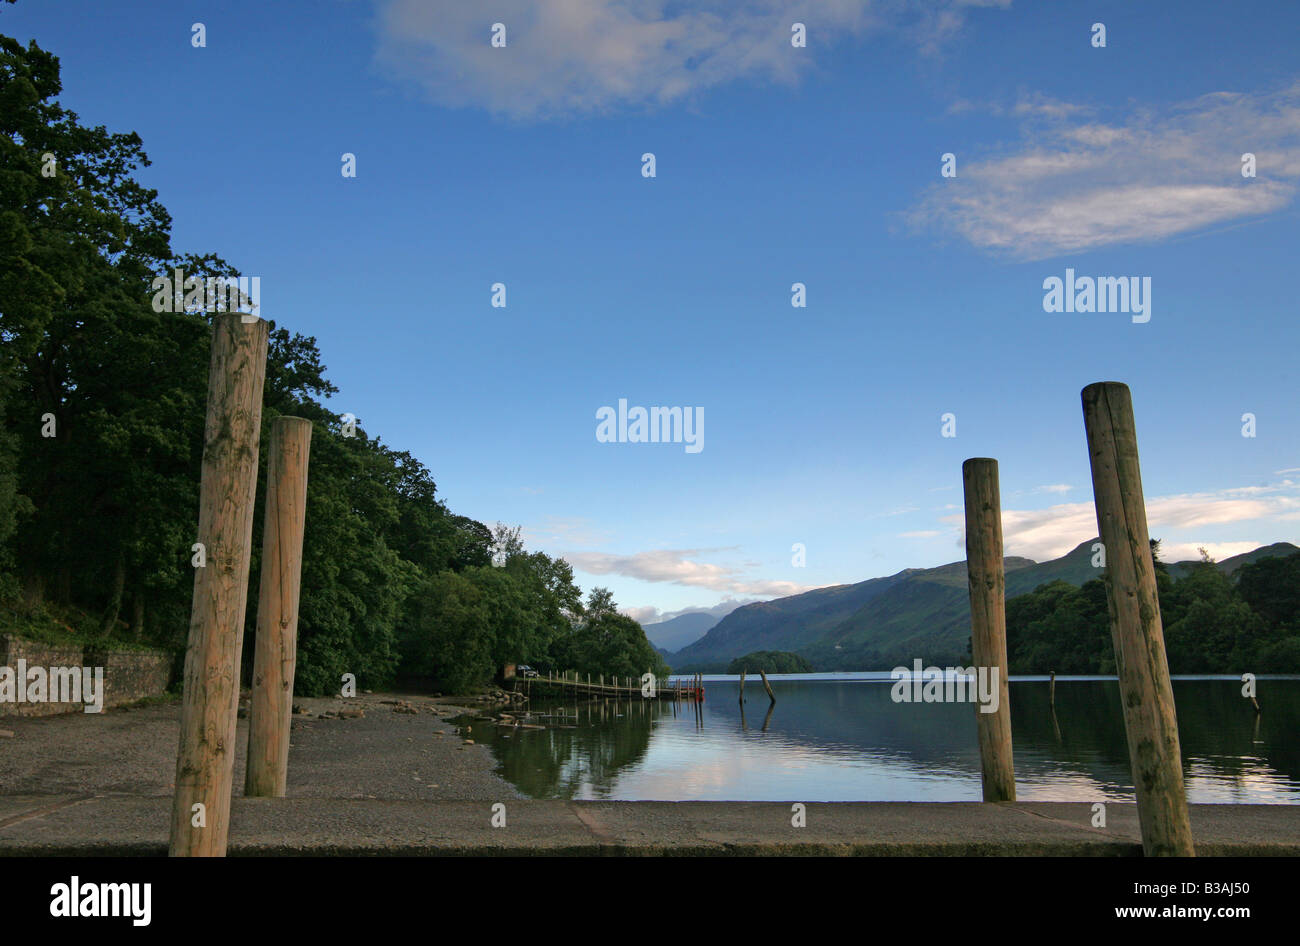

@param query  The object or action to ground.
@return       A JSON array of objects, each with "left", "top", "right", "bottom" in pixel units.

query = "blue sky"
[{"left": 6, "top": 0, "right": 1298, "bottom": 625}]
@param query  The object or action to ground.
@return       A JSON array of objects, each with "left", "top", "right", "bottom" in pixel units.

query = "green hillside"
[
  {"left": 673, "top": 540, "right": 1300, "bottom": 671},
  {"left": 1166, "top": 542, "right": 1299, "bottom": 579}
]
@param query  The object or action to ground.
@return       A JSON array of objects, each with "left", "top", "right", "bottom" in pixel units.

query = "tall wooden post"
[
  {"left": 758, "top": 669, "right": 776, "bottom": 705},
  {"left": 170, "top": 314, "right": 269, "bottom": 856},
  {"left": 245, "top": 416, "right": 313, "bottom": 798},
  {"left": 1082, "top": 382, "right": 1194, "bottom": 856},
  {"left": 962, "top": 458, "right": 1016, "bottom": 802}
]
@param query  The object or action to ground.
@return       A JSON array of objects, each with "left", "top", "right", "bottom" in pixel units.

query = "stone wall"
[
  {"left": 87, "top": 647, "right": 174, "bottom": 711},
  {"left": 0, "top": 634, "right": 173, "bottom": 717}
]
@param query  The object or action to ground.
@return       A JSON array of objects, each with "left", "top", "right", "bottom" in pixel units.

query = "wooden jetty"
[{"left": 524, "top": 670, "right": 704, "bottom": 701}]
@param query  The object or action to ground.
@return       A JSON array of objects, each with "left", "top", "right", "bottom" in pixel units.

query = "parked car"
[{"left": 517, "top": 665, "right": 539, "bottom": 678}]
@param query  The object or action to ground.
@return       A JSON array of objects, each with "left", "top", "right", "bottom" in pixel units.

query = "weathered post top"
[
  {"left": 171, "top": 313, "right": 269, "bottom": 856},
  {"left": 962, "top": 456, "right": 1016, "bottom": 802},
  {"left": 1082, "top": 381, "right": 1195, "bottom": 856}
]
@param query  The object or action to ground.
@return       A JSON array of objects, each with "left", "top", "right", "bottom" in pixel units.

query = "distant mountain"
[
  {"left": 1166, "top": 542, "right": 1300, "bottom": 579},
  {"left": 671, "top": 540, "right": 1299, "bottom": 671},
  {"left": 643, "top": 603, "right": 751, "bottom": 653}
]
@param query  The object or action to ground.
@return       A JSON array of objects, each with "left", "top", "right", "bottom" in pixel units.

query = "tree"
[
  {"left": 2, "top": 30, "right": 179, "bottom": 631},
  {"left": 0, "top": 23, "right": 675, "bottom": 699},
  {"left": 551, "top": 589, "right": 668, "bottom": 679},
  {"left": 399, "top": 571, "right": 493, "bottom": 693},
  {"left": 585, "top": 587, "right": 616, "bottom": 620},
  {"left": 1235, "top": 553, "right": 1300, "bottom": 633},
  {"left": 1005, "top": 548, "right": 1300, "bottom": 674},
  {"left": 727, "top": 651, "right": 813, "bottom": 674},
  {"left": 491, "top": 522, "right": 524, "bottom": 565}
]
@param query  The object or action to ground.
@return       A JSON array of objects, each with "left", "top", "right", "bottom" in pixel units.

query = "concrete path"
[{"left": 2, "top": 797, "right": 1297, "bottom": 855}]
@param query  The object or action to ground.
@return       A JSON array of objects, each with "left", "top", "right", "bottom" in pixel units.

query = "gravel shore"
[{"left": 0, "top": 693, "right": 524, "bottom": 801}]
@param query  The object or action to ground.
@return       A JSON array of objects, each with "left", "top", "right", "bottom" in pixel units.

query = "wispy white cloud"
[
  {"left": 1009, "top": 483, "right": 1074, "bottom": 497},
  {"left": 564, "top": 547, "right": 822, "bottom": 596},
  {"left": 373, "top": 0, "right": 1008, "bottom": 120},
  {"left": 522, "top": 516, "right": 613, "bottom": 549},
  {"left": 948, "top": 91, "right": 1093, "bottom": 120},
  {"left": 1158, "top": 541, "right": 1269, "bottom": 564},
  {"left": 910, "top": 82, "right": 1300, "bottom": 259},
  {"left": 935, "top": 480, "right": 1300, "bottom": 561},
  {"left": 877, "top": 504, "right": 921, "bottom": 517},
  {"left": 622, "top": 604, "right": 661, "bottom": 624}
]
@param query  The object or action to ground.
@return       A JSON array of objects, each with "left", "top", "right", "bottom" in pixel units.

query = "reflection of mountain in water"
[{"left": 464, "top": 679, "right": 1300, "bottom": 802}]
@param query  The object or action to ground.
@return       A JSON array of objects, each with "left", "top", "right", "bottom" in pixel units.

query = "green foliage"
[
  {"left": 396, "top": 550, "right": 586, "bottom": 694},
  {"left": 1005, "top": 580, "right": 1113, "bottom": 674},
  {"left": 549, "top": 588, "right": 670, "bottom": 680},
  {"left": 727, "top": 651, "right": 813, "bottom": 674},
  {"left": 0, "top": 30, "right": 605, "bottom": 699},
  {"left": 1007, "top": 550, "right": 1300, "bottom": 674},
  {"left": 1235, "top": 553, "right": 1300, "bottom": 633},
  {"left": 0, "top": 373, "right": 29, "bottom": 599},
  {"left": 0, "top": 598, "right": 101, "bottom": 648},
  {"left": 398, "top": 571, "right": 494, "bottom": 694}
]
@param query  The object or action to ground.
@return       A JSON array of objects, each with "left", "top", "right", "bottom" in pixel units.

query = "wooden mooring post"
[
  {"left": 962, "top": 457, "right": 1016, "bottom": 803},
  {"left": 758, "top": 669, "right": 776, "bottom": 705},
  {"left": 1082, "top": 382, "right": 1194, "bottom": 856},
  {"left": 1049, "top": 671, "right": 1056, "bottom": 708},
  {"left": 170, "top": 314, "right": 269, "bottom": 856},
  {"left": 738, "top": 669, "right": 746, "bottom": 704},
  {"left": 245, "top": 416, "right": 313, "bottom": 798}
]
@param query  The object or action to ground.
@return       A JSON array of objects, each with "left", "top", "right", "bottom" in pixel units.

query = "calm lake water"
[{"left": 455, "top": 675, "right": 1300, "bottom": 803}]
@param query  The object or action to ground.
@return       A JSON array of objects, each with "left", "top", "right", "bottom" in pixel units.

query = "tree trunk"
[
  {"left": 132, "top": 593, "right": 145, "bottom": 641},
  {"left": 20, "top": 569, "right": 44, "bottom": 609},
  {"left": 100, "top": 551, "right": 126, "bottom": 635}
]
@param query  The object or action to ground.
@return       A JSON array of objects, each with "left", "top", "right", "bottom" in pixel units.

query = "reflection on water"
[{"left": 454, "top": 676, "right": 1300, "bottom": 803}]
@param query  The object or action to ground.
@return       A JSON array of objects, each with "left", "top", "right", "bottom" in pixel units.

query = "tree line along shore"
[{"left": 0, "top": 31, "right": 667, "bottom": 697}]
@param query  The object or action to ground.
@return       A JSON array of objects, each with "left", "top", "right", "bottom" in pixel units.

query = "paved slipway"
[{"left": 2, "top": 694, "right": 1300, "bottom": 855}]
